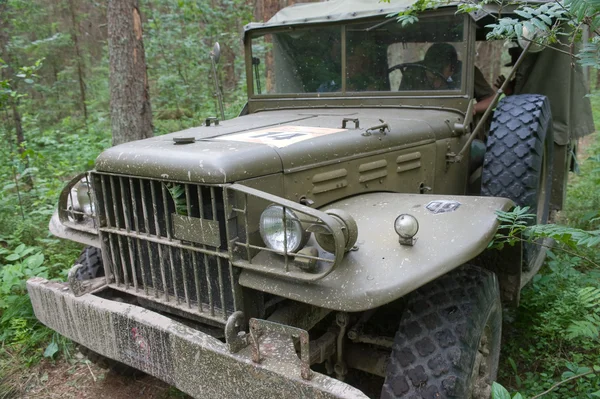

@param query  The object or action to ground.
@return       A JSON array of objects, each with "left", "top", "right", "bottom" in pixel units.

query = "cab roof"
[
  {"left": 245, "top": 0, "right": 416, "bottom": 32},
  {"left": 244, "top": 0, "right": 554, "bottom": 33}
]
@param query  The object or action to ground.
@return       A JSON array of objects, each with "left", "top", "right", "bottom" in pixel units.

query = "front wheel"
[{"left": 381, "top": 265, "right": 502, "bottom": 399}]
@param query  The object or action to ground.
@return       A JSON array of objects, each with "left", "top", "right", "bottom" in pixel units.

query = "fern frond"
[
  {"left": 164, "top": 183, "right": 188, "bottom": 216},
  {"left": 579, "top": 287, "right": 600, "bottom": 308},
  {"left": 566, "top": 316, "right": 600, "bottom": 340}
]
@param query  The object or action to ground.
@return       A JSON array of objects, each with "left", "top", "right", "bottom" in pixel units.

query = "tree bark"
[
  {"left": 68, "top": 0, "right": 88, "bottom": 123},
  {"left": 0, "top": 2, "right": 26, "bottom": 159},
  {"left": 107, "top": 0, "right": 153, "bottom": 146}
]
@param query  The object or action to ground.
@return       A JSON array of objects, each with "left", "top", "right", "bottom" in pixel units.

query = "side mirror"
[
  {"left": 518, "top": 25, "right": 547, "bottom": 53},
  {"left": 210, "top": 42, "right": 221, "bottom": 64}
]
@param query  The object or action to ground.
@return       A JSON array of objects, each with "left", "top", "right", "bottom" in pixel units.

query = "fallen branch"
[
  {"left": 85, "top": 360, "right": 96, "bottom": 383},
  {"left": 530, "top": 370, "right": 597, "bottom": 399}
]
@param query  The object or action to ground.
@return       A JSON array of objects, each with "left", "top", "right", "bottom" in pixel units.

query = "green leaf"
[
  {"left": 5, "top": 253, "right": 21, "bottom": 261},
  {"left": 492, "top": 382, "right": 511, "bottom": 399},
  {"left": 43, "top": 341, "right": 59, "bottom": 358},
  {"left": 514, "top": 9, "right": 533, "bottom": 19},
  {"left": 515, "top": 23, "right": 523, "bottom": 37},
  {"left": 24, "top": 253, "right": 44, "bottom": 270},
  {"left": 539, "top": 14, "right": 552, "bottom": 25}
]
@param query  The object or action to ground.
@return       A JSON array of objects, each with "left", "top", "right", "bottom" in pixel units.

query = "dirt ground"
[{"left": 11, "top": 352, "right": 189, "bottom": 399}]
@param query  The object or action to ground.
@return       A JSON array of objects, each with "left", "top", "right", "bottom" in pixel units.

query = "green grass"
[{"left": 496, "top": 97, "right": 600, "bottom": 398}]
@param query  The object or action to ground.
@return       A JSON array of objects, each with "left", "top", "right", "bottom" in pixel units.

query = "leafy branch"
[
  {"left": 383, "top": 0, "right": 600, "bottom": 70},
  {"left": 530, "top": 368, "right": 599, "bottom": 398},
  {"left": 490, "top": 206, "right": 600, "bottom": 268}
]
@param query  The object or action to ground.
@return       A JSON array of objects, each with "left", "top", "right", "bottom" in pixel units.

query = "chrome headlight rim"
[
  {"left": 259, "top": 204, "right": 309, "bottom": 254},
  {"left": 59, "top": 172, "right": 97, "bottom": 226},
  {"left": 73, "top": 178, "right": 95, "bottom": 216}
]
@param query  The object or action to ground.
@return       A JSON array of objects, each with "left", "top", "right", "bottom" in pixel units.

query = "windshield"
[{"left": 250, "top": 14, "right": 465, "bottom": 95}]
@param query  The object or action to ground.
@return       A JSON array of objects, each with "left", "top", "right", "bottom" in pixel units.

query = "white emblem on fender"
[{"left": 425, "top": 200, "right": 461, "bottom": 214}]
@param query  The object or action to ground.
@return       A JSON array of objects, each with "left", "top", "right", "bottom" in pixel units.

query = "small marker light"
[{"left": 394, "top": 214, "right": 419, "bottom": 246}]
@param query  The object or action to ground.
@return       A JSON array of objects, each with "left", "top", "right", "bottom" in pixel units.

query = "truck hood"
[{"left": 96, "top": 108, "right": 457, "bottom": 183}]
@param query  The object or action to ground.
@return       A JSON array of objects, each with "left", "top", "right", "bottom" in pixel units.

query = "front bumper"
[{"left": 27, "top": 278, "right": 367, "bottom": 399}]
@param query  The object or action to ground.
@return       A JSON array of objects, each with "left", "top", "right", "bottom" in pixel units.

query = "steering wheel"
[{"left": 388, "top": 63, "right": 451, "bottom": 88}]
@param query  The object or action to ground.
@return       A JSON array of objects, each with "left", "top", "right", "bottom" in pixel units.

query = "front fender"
[{"left": 239, "top": 193, "right": 513, "bottom": 312}]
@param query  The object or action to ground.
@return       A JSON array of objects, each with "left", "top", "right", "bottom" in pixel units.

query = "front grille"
[{"left": 93, "top": 172, "right": 240, "bottom": 324}]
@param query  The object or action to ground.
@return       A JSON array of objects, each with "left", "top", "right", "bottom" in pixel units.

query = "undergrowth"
[{"left": 496, "top": 98, "right": 600, "bottom": 398}]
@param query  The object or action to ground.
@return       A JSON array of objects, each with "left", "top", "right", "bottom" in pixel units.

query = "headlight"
[
  {"left": 68, "top": 177, "right": 95, "bottom": 219},
  {"left": 75, "top": 179, "right": 95, "bottom": 215},
  {"left": 259, "top": 205, "right": 309, "bottom": 253}
]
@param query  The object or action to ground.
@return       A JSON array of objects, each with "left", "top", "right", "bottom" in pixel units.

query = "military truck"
[{"left": 27, "top": 0, "right": 594, "bottom": 398}]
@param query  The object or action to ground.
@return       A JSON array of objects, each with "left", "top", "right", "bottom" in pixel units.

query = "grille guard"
[
  {"left": 56, "top": 173, "right": 348, "bottom": 284},
  {"left": 53, "top": 174, "right": 349, "bottom": 325}
]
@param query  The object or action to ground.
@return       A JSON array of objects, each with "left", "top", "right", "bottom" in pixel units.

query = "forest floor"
[{"left": 9, "top": 353, "right": 188, "bottom": 399}]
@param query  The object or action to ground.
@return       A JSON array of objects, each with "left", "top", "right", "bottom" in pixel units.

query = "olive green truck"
[{"left": 27, "top": 0, "right": 594, "bottom": 398}]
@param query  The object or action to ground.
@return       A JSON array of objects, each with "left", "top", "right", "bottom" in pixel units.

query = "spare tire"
[{"left": 481, "top": 94, "right": 554, "bottom": 269}]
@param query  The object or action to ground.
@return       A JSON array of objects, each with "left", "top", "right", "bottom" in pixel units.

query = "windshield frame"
[{"left": 245, "top": 10, "right": 473, "bottom": 102}]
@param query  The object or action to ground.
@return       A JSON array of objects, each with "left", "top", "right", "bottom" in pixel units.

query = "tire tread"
[{"left": 382, "top": 266, "right": 501, "bottom": 399}]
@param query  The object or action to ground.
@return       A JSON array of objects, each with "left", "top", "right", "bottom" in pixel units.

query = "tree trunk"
[
  {"left": 107, "top": 0, "right": 153, "bottom": 146},
  {"left": 0, "top": 3, "right": 27, "bottom": 161},
  {"left": 68, "top": 0, "right": 88, "bottom": 123}
]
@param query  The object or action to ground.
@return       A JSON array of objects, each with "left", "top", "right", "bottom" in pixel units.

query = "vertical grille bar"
[
  {"left": 191, "top": 251, "right": 203, "bottom": 312},
  {"left": 129, "top": 178, "right": 148, "bottom": 296},
  {"left": 140, "top": 180, "right": 159, "bottom": 298},
  {"left": 179, "top": 250, "right": 191, "bottom": 308},
  {"left": 224, "top": 189, "right": 240, "bottom": 312},
  {"left": 177, "top": 185, "right": 193, "bottom": 308},
  {"left": 161, "top": 183, "right": 172, "bottom": 242},
  {"left": 151, "top": 181, "right": 171, "bottom": 302},
  {"left": 211, "top": 187, "right": 227, "bottom": 318},
  {"left": 157, "top": 183, "right": 179, "bottom": 304},
  {"left": 193, "top": 187, "right": 204, "bottom": 313},
  {"left": 110, "top": 176, "right": 130, "bottom": 289},
  {"left": 100, "top": 175, "right": 121, "bottom": 286},
  {"left": 119, "top": 177, "right": 139, "bottom": 292},
  {"left": 198, "top": 186, "right": 214, "bottom": 316},
  {"left": 243, "top": 193, "right": 251, "bottom": 262}
]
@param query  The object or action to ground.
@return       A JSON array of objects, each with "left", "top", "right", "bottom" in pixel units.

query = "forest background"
[{"left": 0, "top": 0, "right": 599, "bottom": 398}]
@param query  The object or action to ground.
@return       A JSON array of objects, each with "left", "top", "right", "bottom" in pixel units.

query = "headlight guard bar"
[{"left": 225, "top": 184, "right": 346, "bottom": 282}]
